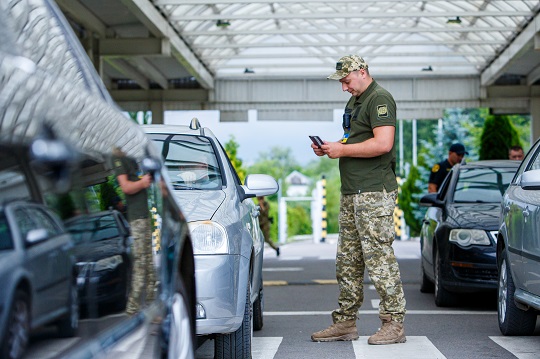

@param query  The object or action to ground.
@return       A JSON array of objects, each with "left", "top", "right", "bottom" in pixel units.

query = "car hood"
[
  {"left": 173, "top": 190, "right": 225, "bottom": 222},
  {"left": 73, "top": 239, "right": 123, "bottom": 262},
  {"left": 447, "top": 203, "right": 501, "bottom": 230}
]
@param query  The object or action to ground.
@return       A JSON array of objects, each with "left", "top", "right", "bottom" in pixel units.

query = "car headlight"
[
  {"left": 94, "top": 255, "right": 123, "bottom": 271},
  {"left": 449, "top": 229, "right": 490, "bottom": 246},
  {"left": 189, "top": 221, "right": 228, "bottom": 254}
]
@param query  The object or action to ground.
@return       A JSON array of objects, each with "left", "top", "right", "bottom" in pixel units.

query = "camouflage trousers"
[
  {"left": 126, "top": 218, "right": 156, "bottom": 315},
  {"left": 332, "top": 189, "right": 406, "bottom": 324}
]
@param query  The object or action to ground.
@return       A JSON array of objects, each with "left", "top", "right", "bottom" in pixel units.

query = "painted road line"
[
  {"left": 490, "top": 336, "right": 540, "bottom": 359},
  {"left": 353, "top": 336, "right": 446, "bottom": 359},
  {"left": 263, "top": 280, "right": 289, "bottom": 286},
  {"left": 252, "top": 337, "right": 282, "bottom": 359},
  {"left": 262, "top": 267, "right": 304, "bottom": 272},
  {"left": 312, "top": 279, "right": 338, "bottom": 285},
  {"left": 264, "top": 310, "right": 496, "bottom": 316}
]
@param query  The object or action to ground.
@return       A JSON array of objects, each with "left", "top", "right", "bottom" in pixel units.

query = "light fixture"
[
  {"left": 447, "top": 16, "right": 462, "bottom": 24},
  {"left": 216, "top": 20, "right": 231, "bottom": 27},
  {"left": 421, "top": 65, "right": 433, "bottom": 72},
  {"left": 244, "top": 68, "right": 254, "bottom": 74}
]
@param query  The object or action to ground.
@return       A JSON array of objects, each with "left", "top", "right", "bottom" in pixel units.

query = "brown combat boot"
[
  {"left": 367, "top": 314, "right": 406, "bottom": 345},
  {"left": 311, "top": 320, "right": 359, "bottom": 342}
]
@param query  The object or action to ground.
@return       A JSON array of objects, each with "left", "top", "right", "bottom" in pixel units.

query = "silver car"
[
  {"left": 497, "top": 137, "right": 540, "bottom": 335},
  {"left": 144, "top": 120, "right": 279, "bottom": 359}
]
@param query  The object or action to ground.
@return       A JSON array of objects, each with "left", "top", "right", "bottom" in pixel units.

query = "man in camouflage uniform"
[
  {"left": 113, "top": 148, "right": 156, "bottom": 316},
  {"left": 310, "top": 55, "right": 406, "bottom": 345},
  {"left": 257, "top": 196, "right": 280, "bottom": 256}
]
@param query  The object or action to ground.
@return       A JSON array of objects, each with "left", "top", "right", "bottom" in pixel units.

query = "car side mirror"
[
  {"left": 30, "top": 124, "right": 78, "bottom": 193},
  {"left": 238, "top": 174, "right": 279, "bottom": 201},
  {"left": 520, "top": 169, "right": 540, "bottom": 190},
  {"left": 419, "top": 193, "right": 444, "bottom": 208},
  {"left": 26, "top": 228, "right": 49, "bottom": 246}
]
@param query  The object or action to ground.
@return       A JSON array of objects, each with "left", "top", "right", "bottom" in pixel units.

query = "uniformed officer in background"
[
  {"left": 310, "top": 55, "right": 406, "bottom": 345},
  {"left": 257, "top": 196, "right": 280, "bottom": 256},
  {"left": 113, "top": 148, "right": 156, "bottom": 316},
  {"left": 428, "top": 143, "right": 468, "bottom": 193}
]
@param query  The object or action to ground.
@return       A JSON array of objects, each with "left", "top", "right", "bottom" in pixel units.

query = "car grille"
[{"left": 452, "top": 266, "right": 498, "bottom": 281}]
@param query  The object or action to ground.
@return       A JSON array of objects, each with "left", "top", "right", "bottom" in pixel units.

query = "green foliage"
[
  {"left": 479, "top": 115, "right": 520, "bottom": 160},
  {"left": 224, "top": 136, "right": 247, "bottom": 182},
  {"left": 128, "top": 111, "right": 151, "bottom": 124},
  {"left": 287, "top": 203, "right": 312, "bottom": 236},
  {"left": 398, "top": 166, "right": 425, "bottom": 236},
  {"left": 99, "top": 176, "right": 120, "bottom": 211}
]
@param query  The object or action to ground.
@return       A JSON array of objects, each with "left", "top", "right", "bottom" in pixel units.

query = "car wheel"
[
  {"left": 434, "top": 251, "right": 458, "bottom": 307},
  {"left": 498, "top": 250, "right": 537, "bottom": 335},
  {"left": 0, "top": 290, "right": 30, "bottom": 359},
  {"left": 253, "top": 277, "right": 264, "bottom": 331},
  {"left": 214, "top": 282, "right": 252, "bottom": 359},
  {"left": 166, "top": 290, "right": 195, "bottom": 359},
  {"left": 420, "top": 259, "right": 434, "bottom": 293},
  {"left": 57, "top": 282, "right": 79, "bottom": 337}
]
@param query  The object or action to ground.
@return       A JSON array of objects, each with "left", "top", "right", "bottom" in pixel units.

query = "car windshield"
[
  {"left": 66, "top": 214, "right": 120, "bottom": 243},
  {"left": 453, "top": 167, "right": 517, "bottom": 203},
  {"left": 149, "top": 134, "right": 223, "bottom": 190}
]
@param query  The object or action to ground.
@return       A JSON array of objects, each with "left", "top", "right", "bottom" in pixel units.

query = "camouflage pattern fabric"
[
  {"left": 332, "top": 189, "right": 406, "bottom": 324},
  {"left": 126, "top": 218, "right": 156, "bottom": 315}
]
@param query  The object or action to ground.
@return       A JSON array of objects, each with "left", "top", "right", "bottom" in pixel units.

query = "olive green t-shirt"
[
  {"left": 113, "top": 155, "right": 149, "bottom": 221},
  {"left": 339, "top": 80, "right": 398, "bottom": 194}
]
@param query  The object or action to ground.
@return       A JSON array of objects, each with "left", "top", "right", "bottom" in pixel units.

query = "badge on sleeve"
[
  {"left": 377, "top": 104, "right": 389, "bottom": 118},
  {"left": 431, "top": 164, "right": 440, "bottom": 173}
]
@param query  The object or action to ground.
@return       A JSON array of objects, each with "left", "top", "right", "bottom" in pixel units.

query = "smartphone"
[{"left": 309, "top": 135, "right": 324, "bottom": 148}]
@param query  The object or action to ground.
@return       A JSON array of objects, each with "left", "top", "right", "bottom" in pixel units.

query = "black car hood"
[
  {"left": 73, "top": 239, "right": 123, "bottom": 262},
  {"left": 446, "top": 203, "right": 501, "bottom": 230}
]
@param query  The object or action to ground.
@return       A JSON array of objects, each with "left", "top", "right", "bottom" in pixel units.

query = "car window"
[
  {"left": 0, "top": 214, "right": 14, "bottom": 250},
  {"left": 453, "top": 167, "right": 517, "bottom": 203},
  {"left": 525, "top": 146, "right": 540, "bottom": 171},
  {"left": 29, "top": 207, "right": 63, "bottom": 237},
  {"left": 0, "top": 155, "right": 31, "bottom": 203},
  {"left": 14, "top": 208, "right": 37, "bottom": 241},
  {"left": 92, "top": 215, "right": 120, "bottom": 241},
  {"left": 436, "top": 170, "right": 453, "bottom": 200},
  {"left": 149, "top": 134, "right": 223, "bottom": 190}
]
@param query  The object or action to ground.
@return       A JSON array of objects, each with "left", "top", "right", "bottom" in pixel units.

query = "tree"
[
  {"left": 223, "top": 136, "right": 247, "bottom": 182},
  {"left": 128, "top": 111, "right": 152, "bottom": 124},
  {"left": 479, "top": 115, "right": 521, "bottom": 160}
]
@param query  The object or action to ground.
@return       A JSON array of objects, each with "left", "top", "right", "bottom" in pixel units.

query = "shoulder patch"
[
  {"left": 114, "top": 159, "right": 122, "bottom": 168},
  {"left": 377, "top": 104, "right": 388, "bottom": 118},
  {"left": 431, "top": 164, "right": 440, "bottom": 173}
]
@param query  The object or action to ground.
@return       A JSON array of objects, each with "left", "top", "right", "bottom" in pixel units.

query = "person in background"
[
  {"left": 428, "top": 143, "right": 468, "bottom": 193},
  {"left": 508, "top": 145, "right": 524, "bottom": 161},
  {"left": 113, "top": 148, "right": 156, "bottom": 316},
  {"left": 310, "top": 55, "right": 406, "bottom": 345},
  {"left": 257, "top": 196, "right": 280, "bottom": 256}
]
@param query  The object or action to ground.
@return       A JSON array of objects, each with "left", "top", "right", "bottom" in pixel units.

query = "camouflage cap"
[{"left": 327, "top": 55, "right": 368, "bottom": 80}]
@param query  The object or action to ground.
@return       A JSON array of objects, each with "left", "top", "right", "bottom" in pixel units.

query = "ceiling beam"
[
  {"left": 120, "top": 0, "right": 215, "bottom": 89},
  {"left": 203, "top": 51, "right": 495, "bottom": 59},
  {"left": 105, "top": 58, "right": 150, "bottom": 89},
  {"left": 55, "top": 0, "right": 107, "bottom": 37},
  {"left": 183, "top": 26, "right": 516, "bottom": 36},
  {"left": 170, "top": 11, "right": 531, "bottom": 21},
  {"left": 129, "top": 58, "right": 169, "bottom": 89},
  {"left": 481, "top": 11, "right": 540, "bottom": 86},
  {"left": 99, "top": 38, "right": 171, "bottom": 56},
  {"left": 195, "top": 39, "right": 507, "bottom": 48}
]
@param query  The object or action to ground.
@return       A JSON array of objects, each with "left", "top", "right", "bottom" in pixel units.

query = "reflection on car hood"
[
  {"left": 173, "top": 190, "right": 225, "bottom": 222},
  {"left": 73, "top": 239, "right": 123, "bottom": 262},
  {"left": 447, "top": 203, "right": 501, "bottom": 230}
]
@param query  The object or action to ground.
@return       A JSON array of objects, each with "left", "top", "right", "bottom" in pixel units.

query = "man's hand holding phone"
[{"left": 309, "top": 135, "right": 324, "bottom": 148}]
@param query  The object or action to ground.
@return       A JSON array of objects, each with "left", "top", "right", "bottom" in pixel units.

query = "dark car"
[
  {"left": 0, "top": 199, "right": 78, "bottom": 359},
  {"left": 65, "top": 210, "right": 133, "bottom": 313},
  {"left": 497, "top": 138, "right": 540, "bottom": 335},
  {"left": 419, "top": 160, "right": 520, "bottom": 306}
]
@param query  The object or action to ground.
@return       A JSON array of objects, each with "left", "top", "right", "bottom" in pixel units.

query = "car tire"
[
  {"left": 57, "top": 282, "right": 79, "bottom": 337},
  {"left": 498, "top": 250, "right": 537, "bottom": 335},
  {"left": 253, "top": 277, "right": 264, "bottom": 331},
  {"left": 214, "top": 282, "right": 252, "bottom": 359},
  {"left": 420, "top": 259, "right": 434, "bottom": 293},
  {"left": 434, "top": 251, "right": 458, "bottom": 307},
  {"left": 0, "top": 290, "right": 30, "bottom": 359}
]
